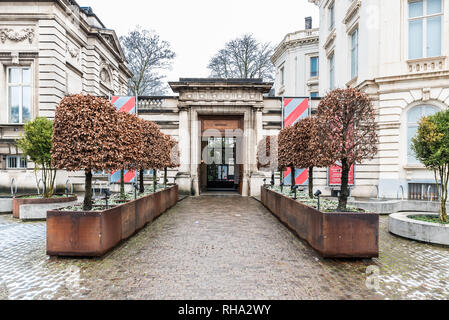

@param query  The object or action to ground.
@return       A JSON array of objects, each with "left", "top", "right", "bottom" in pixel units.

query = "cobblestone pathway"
[{"left": 0, "top": 196, "right": 448, "bottom": 300}]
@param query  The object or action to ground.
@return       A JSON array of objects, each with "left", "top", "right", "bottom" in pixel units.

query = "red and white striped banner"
[
  {"left": 283, "top": 97, "right": 310, "bottom": 186},
  {"left": 110, "top": 96, "right": 137, "bottom": 184}
]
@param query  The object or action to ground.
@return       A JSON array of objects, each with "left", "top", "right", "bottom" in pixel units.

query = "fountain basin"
[{"left": 349, "top": 199, "right": 442, "bottom": 215}]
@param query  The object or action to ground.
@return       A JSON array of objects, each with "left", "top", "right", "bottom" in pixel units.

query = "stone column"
[
  {"left": 250, "top": 106, "right": 266, "bottom": 197},
  {"left": 176, "top": 108, "right": 192, "bottom": 195},
  {"left": 190, "top": 110, "right": 200, "bottom": 196},
  {"left": 255, "top": 107, "right": 264, "bottom": 156}
]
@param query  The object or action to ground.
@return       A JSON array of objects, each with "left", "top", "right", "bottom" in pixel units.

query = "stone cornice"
[
  {"left": 324, "top": 29, "right": 336, "bottom": 50},
  {"left": 344, "top": 0, "right": 361, "bottom": 25},
  {"left": 170, "top": 79, "right": 273, "bottom": 94},
  {"left": 271, "top": 29, "right": 319, "bottom": 63},
  {"left": 374, "top": 70, "right": 449, "bottom": 84}
]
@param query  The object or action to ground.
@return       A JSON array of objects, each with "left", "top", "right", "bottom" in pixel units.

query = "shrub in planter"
[
  {"left": 116, "top": 111, "right": 145, "bottom": 199},
  {"left": 315, "top": 88, "right": 378, "bottom": 212},
  {"left": 136, "top": 120, "right": 164, "bottom": 193},
  {"left": 412, "top": 111, "right": 449, "bottom": 223},
  {"left": 52, "top": 95, "right": 123, "bottom": 211},
  {"left": 17, "top": 117, "right": 56, "bottom": 198},
  {"left": 291, "top": 117, "right": 332, "bottom": 199}
]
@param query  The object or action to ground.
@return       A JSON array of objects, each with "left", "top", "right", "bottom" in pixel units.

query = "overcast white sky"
[{"left": 78, "top": 0, "right": 319, "bottom": 82}]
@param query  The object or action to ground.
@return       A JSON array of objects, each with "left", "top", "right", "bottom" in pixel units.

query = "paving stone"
[{"left": 0, "top": 197, "right": 448, "bottom": 300}]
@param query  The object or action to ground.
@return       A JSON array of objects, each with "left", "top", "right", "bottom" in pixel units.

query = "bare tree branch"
[
  {"left": 208, "top": 34, "right": 275, "bottom": 81},
  {"left": 120, "top": 26, "right": 176, "bottom": 96}
]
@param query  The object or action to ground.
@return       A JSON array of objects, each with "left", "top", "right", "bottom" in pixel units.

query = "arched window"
[{"left": 407, "top": 105, "right": 439, "bottom": 164}]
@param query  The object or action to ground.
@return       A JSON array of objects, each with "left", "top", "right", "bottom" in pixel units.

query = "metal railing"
[
  {"left": 11, "top": 178, "right": 17, "bottom": 197},
  {"left": 36, "top": 179, "right": 44, "bottom": 195},
  {"left": 65, "top": 179, "right": 73, "bottom": 197},
  {"left": 397, "top": 185, "right": 405, "bottom": 201}
]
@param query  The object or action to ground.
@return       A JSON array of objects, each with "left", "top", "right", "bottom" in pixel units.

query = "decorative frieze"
[{"left": 0, "top": 28, "right": 34, "bottom": 44}]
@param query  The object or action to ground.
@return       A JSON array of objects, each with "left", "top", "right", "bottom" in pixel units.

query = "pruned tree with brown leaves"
[
  {"left": 257, "top": 136, "right": 279, "bottom": 185},
  {"left": 316, "top": 88, "right": 378, "bottom": 211},
  {"left": 137, "top": 120, "right": 163, "bottom": 193},
  {"left": 278, "top": 125, "right": 298, "bottom": 190},
  {"left": 160, "top": 133, "right": 180, "bottom": 188},
  {"left": 52, "top": 95, "right": 122, "bottom": 211},
  {"left": 116, "top": 111, "right": 145, "bottom": 198},
  {"left": 292, "top": 117, "right": 333, "bottom": 198}
]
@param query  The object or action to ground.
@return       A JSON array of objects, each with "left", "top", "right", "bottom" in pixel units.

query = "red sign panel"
[{"left": 328, "top": 164, "right": 355, "bottom": 186}]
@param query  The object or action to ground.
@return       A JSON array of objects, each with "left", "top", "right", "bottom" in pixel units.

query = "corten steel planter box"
[
  {"left": 47, "top": 185, "right": 178, "bottom": 257},
  {"left": 153, "top": 191, "right": 163, "bottom": 219},
  {"left": 261, "top": 187, "right": 379, "bottom": 258},
  {"left": 13, "top": 195, "right": 78, "bottom": 219}
]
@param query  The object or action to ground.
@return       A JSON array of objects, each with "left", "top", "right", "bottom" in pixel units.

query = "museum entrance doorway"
[{"left": 199, "top": 116, "right": 244, "bottom": 195}]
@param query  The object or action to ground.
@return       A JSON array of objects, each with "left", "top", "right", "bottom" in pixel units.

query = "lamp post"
[
  {"left": 292, "top": 185, "right": 299, "bottom": 200},
  {"left": 315, "top": 190, "right": 322, "bottom": 211},
  {"left": 103, "top": 189, "right": 111, "bottom": 209},
  {"left": 132, "top": 182, "right": 139, "bottom": 200},
  {"left": 280, "top": 182, "right": 284, "bottom": 194}
]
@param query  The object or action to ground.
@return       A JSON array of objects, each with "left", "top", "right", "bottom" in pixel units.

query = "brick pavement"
[{"left": 0, "top": 196, "right": 447, "bottom": 300}]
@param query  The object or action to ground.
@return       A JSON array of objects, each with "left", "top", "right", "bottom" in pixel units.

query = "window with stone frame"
[
  {"left": 7, "top": 67, "right": 32, "bottom": 124},
  {"left": 407, "top": 105, "right": 439, "bottom": 164},
  {"left": 329, "top": 53, "right": 335, "bottom": 90},
  {"left": 350, "top": 27, "right": 359, "bottom": 79},
  {"left": 310, "top": 56, "right": 319, "bottom": 78},
  {"left": 6, "top": 155, "right": 27, "bottom": 169},
  {"left": 408, "top": 0, "right": 443, "bottom": 59}
]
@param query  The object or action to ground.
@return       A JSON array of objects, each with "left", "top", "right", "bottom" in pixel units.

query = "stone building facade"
[
  {"left": 139, "top": 79, "right": 284, "bottom": 197},
  {"left": 303, "top": 0, "right": 449, "bottom": 200},
  {"left": 271, "top": 17, "right": 320, "bottom": 98},
  {"left": 0, "top": 0, "right": 131, "bottom": 193}
]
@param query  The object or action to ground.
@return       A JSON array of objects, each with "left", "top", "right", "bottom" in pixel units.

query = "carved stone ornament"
[
  {"left": 66, "top": 43, "right": 80, "bottom": 59},
  {"left": 11, "top": 52, "right": 19, "bottom": 65},
  {"left": 0, "top": 28, "right": 34, "bottom": 44},
  {"left": 100, "top": 68, "right": 111, "bottom": 84}
]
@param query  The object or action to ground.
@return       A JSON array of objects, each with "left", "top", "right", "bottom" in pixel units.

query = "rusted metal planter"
[
  {"left": 13, "top": 195, "right": 78, "bottom": 219},
  {"left": 261, "top": 187, "right": 379, "bottom": 258},
  {"left": 47, "top": 185, "right": 178, "bottom": 257}
]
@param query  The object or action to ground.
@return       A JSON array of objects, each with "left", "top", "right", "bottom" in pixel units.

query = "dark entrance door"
[{"left": 206, "top": 137, "right": 238, "bottom": 191}]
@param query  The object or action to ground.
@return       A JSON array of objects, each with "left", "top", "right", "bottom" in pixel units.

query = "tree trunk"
[
  {"left": 441, "top": 201, "right": 448, "bottom": 223},
  {"left": 164, "top": 168, "right": 168, "bottom": 189},
  {"left": 291, "top": 166, "right": 296, "bottom": 191},
  {"left": 439, "top": 167, "right": 449, "bottom": 223},
  {"left": 139, "top": 169, "right": 145, "bottom": 194},
  {"left": 308, "top": 167, "right": 314, "bottom": 199},
  {"left": 338, "top": 159, "right": 350, "bottom": 212},
  {"left": 120, "top": 169, "right": 125, "bottom": 200},
  {"left": 83, "top": 170, "right": 93, "bottom": 211},
  {"left": 153, "top": 169, "right": 157, "bottom": 192}
]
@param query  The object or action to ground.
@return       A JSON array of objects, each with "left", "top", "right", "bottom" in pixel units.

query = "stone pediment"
[{"left": 98, "top": 31, "right": 126, "bottom": 61}]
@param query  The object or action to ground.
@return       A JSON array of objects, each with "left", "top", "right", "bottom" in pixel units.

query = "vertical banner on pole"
[
  {"left": 110, "top": 96, "right": 137, "bottom": 184},
  {"left": 282, "top": 97, "right": 310, "bottom": 186}
]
